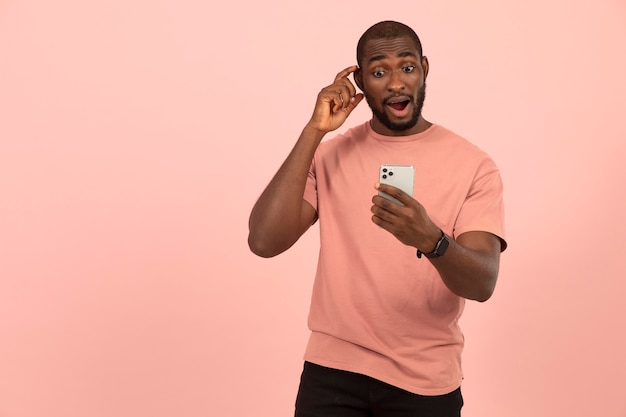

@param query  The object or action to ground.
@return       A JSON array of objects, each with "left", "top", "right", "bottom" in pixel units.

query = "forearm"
[
  {"left": 370, "top": 184, "right": 502, "bottom": 302},
  {"left": 429, "top": 232, "right": 500, "bottom": 302},
  {"left": 248, "top": 125, "right": 324, "bottom": 257},
  {"left": 249, "top": 65, "right": 363, "bottom": 257}
]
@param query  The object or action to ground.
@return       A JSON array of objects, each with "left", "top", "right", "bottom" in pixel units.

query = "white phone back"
[{"left": 379, "top": 164, "right": 415, "bottom": 205}]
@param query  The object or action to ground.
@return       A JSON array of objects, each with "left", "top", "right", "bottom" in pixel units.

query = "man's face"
[{"left": 357, "top": 36, "right": 428, "bottom": 136}]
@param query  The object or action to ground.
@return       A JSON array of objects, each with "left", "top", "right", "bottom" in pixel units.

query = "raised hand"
[{"left": 307, "top": 65, "right": 364, "bottom": 133}]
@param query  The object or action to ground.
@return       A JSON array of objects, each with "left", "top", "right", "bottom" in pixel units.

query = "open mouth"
[
  {"left": 385, "top": 98, "right": 411, "bottom": 117},
  {"left": 387, "top": 100, "right": 409, "bottom": 111},
  {"left": 385, "top": 96, "right": 411, "bottom": 111}
]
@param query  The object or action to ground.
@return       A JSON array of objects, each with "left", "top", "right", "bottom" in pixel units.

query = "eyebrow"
[{"left": 367, "top": 51, "right": 418, "bottom": 65}]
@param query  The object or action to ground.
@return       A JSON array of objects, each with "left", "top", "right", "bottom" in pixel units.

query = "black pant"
[{"left": 295, "top": 362, "right": 463, "bottom": 417}]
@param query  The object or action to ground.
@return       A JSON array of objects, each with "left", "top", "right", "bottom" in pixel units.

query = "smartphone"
[{"left": 379, "top": 164, "right": 415, "bottom": 206}]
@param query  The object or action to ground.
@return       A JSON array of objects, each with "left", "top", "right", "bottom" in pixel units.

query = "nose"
[{"left": 387, "top": 69, "right": 405, "bottom": 93}]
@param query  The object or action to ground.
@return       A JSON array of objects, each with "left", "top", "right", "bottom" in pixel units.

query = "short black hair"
[{"left": 356, "top": 21, "right": 423, "bottom": 67}]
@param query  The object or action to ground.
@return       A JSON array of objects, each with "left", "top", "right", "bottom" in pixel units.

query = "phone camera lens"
[
  {"left": 382, "top": 168, "right": 388, "bottom": 173},
  {"left": 382, "top": 174, "right": 387, "bottom": 179},
  {"left": 388, "top": 171, "right": 394, "bottom": 176}
]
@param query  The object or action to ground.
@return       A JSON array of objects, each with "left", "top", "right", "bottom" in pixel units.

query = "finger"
[
  {"left": 336, "top": 78, "right": 357, "bottom": 102},
  {"left": 348, "top": 78, "right": 357, "bottom": 98},
  {"left": 344, "top": 80, "right": 363, "bottom": 107},
  {"left": 343, "top": 93, "right": 364, "bottom": 113},
  {"left": 319, "top": 87, "right": 346, "bottom": 113},
  {"left": 370, "top": 206, "right": 399, "bottom": 232},
  {"left": 371, "top": 201, "right": 392, "bottom": 221},
  {"left": 334, "top": 65, "right": 359, "bottom": 82},
  {"left": 375, "top": 182, "right": 415, "bottom": 206},
  {"left": 371, "top": 195, "right": 403, "bottom": 223},
  {"left": 335, "top": 72, "right": 358, "bottom": 108},
  {"left": 371, "top": 212, "right": 391, "bottom": 229},
  {"left": 336, "top": 84, "right": 355, "bottom": 109},
  {"left": 332, "top": 87, "right": 361, "bottom": 113}
]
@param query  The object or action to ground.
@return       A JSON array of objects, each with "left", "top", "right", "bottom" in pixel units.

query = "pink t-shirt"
[{"left": 302, "top": 122, "right": 506, "bottom": 395}]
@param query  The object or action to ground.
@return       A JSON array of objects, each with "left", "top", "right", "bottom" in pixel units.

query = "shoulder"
[
  {"left": 430, "top": 125, "right": 480, "bottom": 149},
  {"left": 315, "top": 121, "right": 369, "bottom": 156},
  {"left": 319, "top": 122, "right": 368, "bottom": 146},
  {"left": 430, "top": 125, "right": 498, "bottom": 167}
]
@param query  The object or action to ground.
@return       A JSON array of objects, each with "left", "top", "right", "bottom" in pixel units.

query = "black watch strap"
[{"left": 417, "top": 231, "right": 450, "bottom": 259}]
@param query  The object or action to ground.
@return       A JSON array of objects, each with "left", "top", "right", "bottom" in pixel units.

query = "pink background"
[{"left": 1, "top": 1, "right": 625, "bottom": 416}]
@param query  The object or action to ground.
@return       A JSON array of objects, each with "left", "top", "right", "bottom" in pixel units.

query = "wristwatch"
[{"left": 417, "top": 231, "right": 450, "bottom": 259}]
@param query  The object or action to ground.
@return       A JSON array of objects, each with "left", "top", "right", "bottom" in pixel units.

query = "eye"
[
  {"left": 373, "top": 70, "right": 385, "bottom": 78},
  {"left": 402, "top": 65, "right": 415, "bottom": 73}
]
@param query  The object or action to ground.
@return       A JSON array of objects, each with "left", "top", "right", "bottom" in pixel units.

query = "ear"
[
  {"left": 421, "top": 56, "right": 429, "bottom": 80},
  {"left": 354, "top": 67, "right": 364, "bottom": 92}
]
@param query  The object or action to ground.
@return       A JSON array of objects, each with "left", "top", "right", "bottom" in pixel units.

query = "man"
[{"left": 248, "top": 20, "right": 506, "bottom": 417}]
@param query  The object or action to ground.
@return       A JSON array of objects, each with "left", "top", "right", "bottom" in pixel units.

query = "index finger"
[{"left": 334, "top": 65, "right": 359, "bottom": 82}]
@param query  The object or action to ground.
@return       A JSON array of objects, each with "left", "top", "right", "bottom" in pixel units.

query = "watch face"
[
  {"left": 437, "top": 234, "right": 450, "bottom": 256},
  {"left": 424, "top": 233, "right": 450, "bottom": 258}
]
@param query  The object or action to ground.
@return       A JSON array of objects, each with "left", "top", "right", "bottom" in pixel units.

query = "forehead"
[{"left": 361, "top": 36, "right": 420, "bottom": 66}]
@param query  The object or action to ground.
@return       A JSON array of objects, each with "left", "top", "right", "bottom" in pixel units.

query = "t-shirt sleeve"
[
  {"left": 303, "top": 158, "right": 318, "bottom": 213},
  {"left": 454, "top": 159, "right": 507, "bottom": 252}
]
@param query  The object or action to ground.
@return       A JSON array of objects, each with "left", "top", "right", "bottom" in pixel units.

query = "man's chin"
[
  {"left": 365, "top": 97, "right": 422, "bottom": 132},
  {"left": 380, "top": 113, "right": 420, "bottom": 132}
]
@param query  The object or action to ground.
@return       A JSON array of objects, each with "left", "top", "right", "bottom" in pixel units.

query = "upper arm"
[{"left": 298, "top": 199, "right": 318, "bottom": 237}]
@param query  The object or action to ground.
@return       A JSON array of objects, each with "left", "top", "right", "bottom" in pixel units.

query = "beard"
[{"left": 364, "top": 83, "right": 426, "bottom": 132}]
